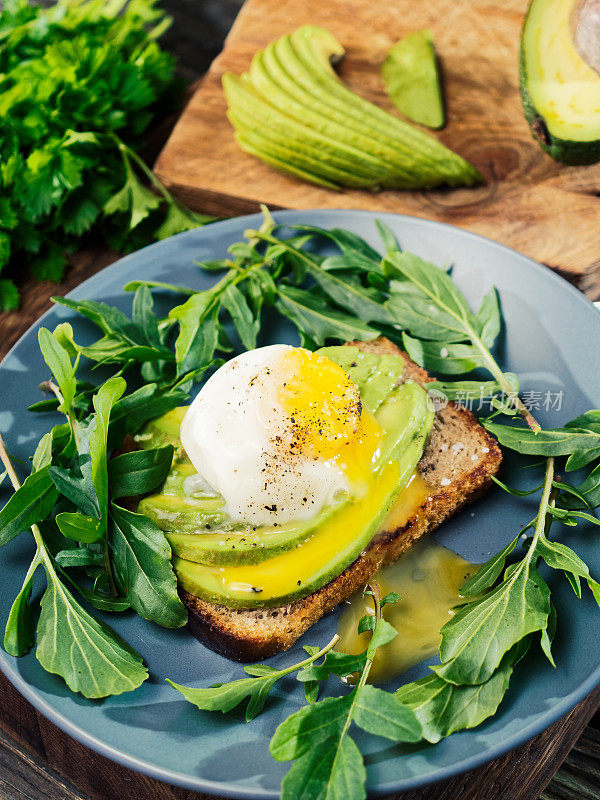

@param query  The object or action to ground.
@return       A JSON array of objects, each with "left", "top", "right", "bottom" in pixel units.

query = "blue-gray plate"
[{"left": 1, "top": 210, "right": 599, "bottom": 799}]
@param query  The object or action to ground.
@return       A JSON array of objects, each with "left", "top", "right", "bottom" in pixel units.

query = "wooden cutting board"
[{"left": 154, "top": 0, "right": 600, "bottom": 281}]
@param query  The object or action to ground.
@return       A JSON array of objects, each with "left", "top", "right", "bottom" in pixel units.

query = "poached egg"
[{"left": 180, "top": 345, "right": 383, "bottom": 526}]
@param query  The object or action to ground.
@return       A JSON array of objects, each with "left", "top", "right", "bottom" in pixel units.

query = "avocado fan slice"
[
  {"left": 223, "top": 74, "right": 391, "bottom": 180},
  {"left": 222, "top": 25, "right": 482, "bottom": 190},
  {"left": 246, "top": 44, "right": 429, "bottom": 187},
  {"left": 287, "top": 26, "right": 479, "bottom": 184},
  {"left": 229, "top": 111, "right": 372, "bottom": 189},
  {"left": 232, "top": 133, "right": 342, "bottom": 191},
  {"left": 265, "top": 34, "right": 445, "bottom": 185},
  {"left": 521, "top": 0, "right": 600, "bottom": 165},
  {"left": 381, "top": 30, "right": 445, "bottom": 130},
  {"left": 173, "top": 380, "right": 434, "bottom": 609},
  {"left": 139, "top": 348, "right": 425, "bottom": 572}
]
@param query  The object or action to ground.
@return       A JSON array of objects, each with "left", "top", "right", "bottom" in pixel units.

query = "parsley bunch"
[{"left": 0, "top": 0, "right": 212, "bottom": 311}]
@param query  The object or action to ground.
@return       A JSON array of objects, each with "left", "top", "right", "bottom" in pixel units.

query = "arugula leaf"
[
  {"left": 568, "top": 463, "right": 600, "bottom": 509},
  {"left": 290, "top": 225, "right": 383, "bottom": 269},
  {"left": 38, "top": 328, "right": 76, "bottom": 413},
  {"left": 275, "top": 286, "right": 378, "bottom": 346},
  {"left": 169, "top": 667, "right": 284, "bottom": 723},
  {"left": 221, "top": 283, "right": 259, "bottom": 350},
  {"left": 274, "top": 699, "right": 365, "bottom": 800},
  {"left": 474, "top": 288, "right": 502, "bottom": 349},
  {"left": 460, "top": 534, "right": 521, "bottom": 596},
  {"left": 132, "top": 285, "right": 161, "bottom": 348},
  {"left": 32, "top": 432, "right": 55, "bottom": 472},
  {"left": 89, "top": 377, "right": 126, "bottom": 523},
  {"left": 435, "top": 562, "right": 550, "bottom": 685},
  {"left": 4, "top": 552, "right": 41, "bottom": 658},
  {"left": 396, "top": 659, "right": 514, "bottom": 743},
  {"left": 305, "top": 264, "right": 394, "bottom": 325},
  {"left": 535, "top": 534, "right": 600, "bottom": 603},
  {"left": 353, "top": 684, "right": 421, "bottom": 740},
  {"left": 109, "top": 504, "right": 186, "bottom": 628},
  {"left": 484, "top": 422, "right": 600, "bottom": 457},
  {"left": 296, "top": 651, "right": 367, "bottom": 686},
  {"left": 565, "top": 447, "right": 600, "bottom": 472},
  {"left": 375, "top": 219, "right": 400, "bottom": 254},
  {"left": 384, "top": 251, "right": 475, "bottom": 334},
  {"left": 107, "top": 384, "right": 189, "bottom": 448},
  {"left": 0, "top": 468, "right": 58, "bottom": 546},
  {"left": 108, "top": 446, "right": 174, "bottom": 498},
  {"left": 169, "top": 293, "right": 220, "bottom": 376},
  {"left": 55, "top": 511, "right": 104, "bottom": 544},
  {"left": 403, "top": 334, "right": 486, "bottom": 375},
  {"left": 168, "top": 633, "right": 342, "bottom": 721},
  {"left": 270, "top": 618, "right": 420, "bottom": 800},
  {"left": 48, "top": 465, "right": 99, "bottom": 518},
  {"left": 36, "top": 559, "right": 148, "bottom": 698},
  {"left": 55, "top": 547, "right": 104, "bottom": 569}
]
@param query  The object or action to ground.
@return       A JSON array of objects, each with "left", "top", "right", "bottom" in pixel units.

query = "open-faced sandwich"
[{"left": 135, "top": 337, "right": 501, "bottom": 661}]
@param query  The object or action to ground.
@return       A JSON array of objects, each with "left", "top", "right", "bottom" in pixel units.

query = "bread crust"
[{"left": 179, "top": 338, "right": 502, "bottom": 662}]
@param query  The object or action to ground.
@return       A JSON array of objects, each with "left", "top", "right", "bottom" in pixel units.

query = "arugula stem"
[
  {"left": 0, "top": 433, "right": 21, "bottom": 491},
  {"left": 43, "top": 380, "right": 80, "bottom": 450},
  {"left": 335, "top": 583, "right": 382, "bottom": 748},
  {"left": 103, "top": 539, "right": 119, "bottom": 597},
  {"left": 529, "top": 457, "right": 555, "bottom": 556},
  {"left": 0, "top": 433, "right": 54, "bottom": 573},
  {"left": 467, "top": 329, "right": 541, "bottom": 433},
  {"left": 283, "top": 632, "right": 341, "bottom": 677}
]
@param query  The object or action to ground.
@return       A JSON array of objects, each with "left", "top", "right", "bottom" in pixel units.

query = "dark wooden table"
[{"left": 0, "top": 2, "right": 599, "bottom": 799}]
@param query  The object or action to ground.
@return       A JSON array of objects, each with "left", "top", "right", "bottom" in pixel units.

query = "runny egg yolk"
[{"left": 276, "top": 348, "right": 383, "bottom": 490}]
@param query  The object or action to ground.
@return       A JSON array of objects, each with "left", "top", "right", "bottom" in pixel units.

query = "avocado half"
[{"left": 521, "top": 0, "right": 600, "bottom": 164}]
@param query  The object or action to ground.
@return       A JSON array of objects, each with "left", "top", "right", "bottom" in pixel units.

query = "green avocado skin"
[{"left": 520, "top": 4, "right": 600, "bottom": 165}]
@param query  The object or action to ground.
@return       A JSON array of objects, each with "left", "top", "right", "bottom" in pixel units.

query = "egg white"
[{"left": 180, "top": 345, "right": 351, "bottom": 526}]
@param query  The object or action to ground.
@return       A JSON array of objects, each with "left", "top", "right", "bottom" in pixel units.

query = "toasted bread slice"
[{"left": 179, "top": 338, "right": 502, "bottom": 662}]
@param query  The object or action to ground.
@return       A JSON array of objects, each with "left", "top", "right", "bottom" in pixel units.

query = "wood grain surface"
[
  {"left": 0, "top": 250, "right": 598, "bottom": 800},
  {"left": 154, "top": 0, "right": 600, "bottom": 282}
]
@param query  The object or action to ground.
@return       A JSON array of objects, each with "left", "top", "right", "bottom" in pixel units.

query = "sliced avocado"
[
  {"left": 134, "top": 406, "right": 187, "bottom": 452},
  {"left": 138, "top": 349, "right": 434, "bottom": 602},
  {"left": 233, "top": 133, "right": 342, "bottom": 191},
  {"left": 521, "top": 0, "right": 600, "bottom": 164},
  {"left": 246, "top": 45, "right": 426, "bottom": 187},
  {"left": 317, "top": 346, "right": 405, "bottom": 413},
  {"left": 230, "top": 114, "right": 371, "bottom": 189},
  {"left": 138, "top": 492, "right": 227, "bottom": 531},
  {"left": 165, "top": 501, "right": 346, "bottom": 566},
  {"left": 287, "top": 26, "right": 480, "bottom": 185},
  {"left": 227, "top": 92, "right": 385, "bottom": 181},
  {"left": 381, "top": 31, "right": 445, "bottom": 130},
  {"left": 222, "top": 25, "right": 482, "bottom": 189},
  {"left": 269, "top": 34, "right": 430, "bottom": 182},
  {"left": 223, "top": 73, "right": 390, "bottom": 180},
  {"left": 173, "top": 386, "right": 433, "bottom": 609}
]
